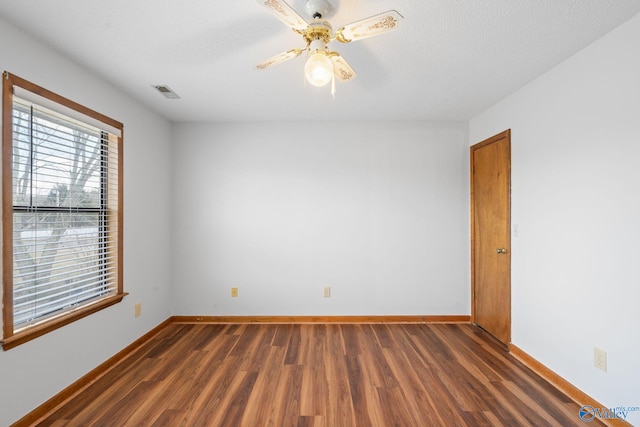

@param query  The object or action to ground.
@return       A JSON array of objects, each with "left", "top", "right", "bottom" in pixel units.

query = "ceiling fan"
[{"left": 255, "top": 0, "right": 403, "bottom": 94}]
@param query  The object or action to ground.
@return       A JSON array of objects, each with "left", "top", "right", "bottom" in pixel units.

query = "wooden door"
[{"left": 471, "top": 130, "right": 511, "bottom": 345}]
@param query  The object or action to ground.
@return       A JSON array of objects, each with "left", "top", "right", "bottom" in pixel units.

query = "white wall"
[
  {"left": 171, "top": 121, "right": 470, "bottom": 317},
  {"left": 0, "top": 18, "right": 173, "bottom": 426},
  {"left": 470, "top": 13, "right": 640, "bottom": 423}
]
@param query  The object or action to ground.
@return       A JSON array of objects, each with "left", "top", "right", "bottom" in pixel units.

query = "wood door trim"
[{"left": 470, "top": 129, "right": 512, "bottom": 337}]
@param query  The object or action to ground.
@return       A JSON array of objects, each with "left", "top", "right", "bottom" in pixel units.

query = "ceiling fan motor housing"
[{"left": 303, "top": 20, "right": 332, "bottom": 48}]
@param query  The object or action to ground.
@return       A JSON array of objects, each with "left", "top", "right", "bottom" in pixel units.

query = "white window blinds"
[{"left": 10, "top": 96, "right": 120, "bottom": 329}]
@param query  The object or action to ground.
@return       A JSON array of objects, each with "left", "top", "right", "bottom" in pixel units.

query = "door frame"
[{"left": 470, "top": 129, "right": 512, "bottom": 343}]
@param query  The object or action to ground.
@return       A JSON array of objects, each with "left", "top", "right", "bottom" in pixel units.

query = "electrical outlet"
[
  {"left": 231, "top": 287, "right": 238, "bottom": 298},
  {"left": 594, "top": 347, "right": 607, "bottom": 372},
  {"left": 323, "top": 286, "right": 331, "bottom": 298},
  {"left": 134, "top": 303, "right": 141, "bottom": 318}
]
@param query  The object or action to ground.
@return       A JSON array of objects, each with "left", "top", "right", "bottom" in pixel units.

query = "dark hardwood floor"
[{"left": 36, "top": 323, "right": 601, "bottom": 426}]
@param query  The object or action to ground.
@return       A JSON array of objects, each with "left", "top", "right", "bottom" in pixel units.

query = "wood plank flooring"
[{"left": 36, "top": 323, "right": 601, "bottom": 426}]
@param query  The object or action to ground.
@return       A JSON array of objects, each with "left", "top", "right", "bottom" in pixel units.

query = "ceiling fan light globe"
[{"left": 304, "top": 51, "right": 333, "bottom": 87}]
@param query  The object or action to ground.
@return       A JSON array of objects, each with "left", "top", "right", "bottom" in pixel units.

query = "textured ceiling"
[{"left": 0, "top": 0, "right": 639, "bottom": 123}]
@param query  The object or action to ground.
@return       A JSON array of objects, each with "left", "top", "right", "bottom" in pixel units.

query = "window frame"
[{"left": 2, "top": 72, "right": 125, "bottom": 350}]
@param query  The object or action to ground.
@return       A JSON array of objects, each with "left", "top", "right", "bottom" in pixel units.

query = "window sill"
[{"left": 1, "top": 293, "right": 128, "bottom": 351}]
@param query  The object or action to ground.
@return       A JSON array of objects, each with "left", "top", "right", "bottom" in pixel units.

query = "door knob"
[{"left": 496, "top": 248, "right": 507, "bottom": 255}]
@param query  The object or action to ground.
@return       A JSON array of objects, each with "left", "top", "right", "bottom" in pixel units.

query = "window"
[{"left": 2, "top": 72, "right": 124, "bottom": 350}]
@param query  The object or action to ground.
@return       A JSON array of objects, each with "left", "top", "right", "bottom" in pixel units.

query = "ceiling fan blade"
[
  {"left": 256, "top": 48, "right": 304, "bottom": 69},
  {"left": 330, "top": 54, "right": 356, "bottom": 82},
  {"left": 335, "top": 10, "right": 403, "bottom": 43},
  {"left": 256, "top": 0, "right": 309, "bottom": 33}
]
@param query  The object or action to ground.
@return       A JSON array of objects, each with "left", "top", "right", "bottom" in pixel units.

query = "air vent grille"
[{"left": 153, "top": 85, "right": 180, "bottom": 99}]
